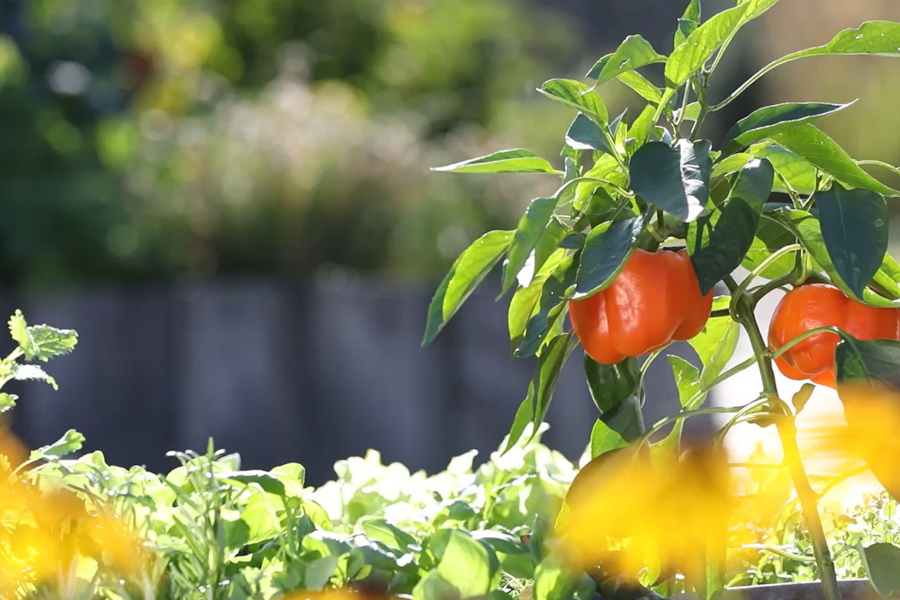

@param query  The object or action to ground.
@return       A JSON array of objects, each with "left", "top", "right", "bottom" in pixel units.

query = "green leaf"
[
  {"left": 222, "top": 470, "right": 287, "bottom": 496},
  {"left": 574, "top": 216, "right": 646, "bottom": 298},
  {"left": 590, "top": 419, "right": 629, "bottom": 459},
  {"left": 669, "top": 356, "right": 702, "bottom": 410},
  {"left": 437, "top": 531, "right": 493, "bottom": 598},
  {"left": 9, "top": 310, "right": 34, "bottom": 360},
  {"left": 509, "top": 250, "right": 568, "bottom": 343},
  {"left": 772, "top": 124, "right": 899, "bottom": 196},
  {"left": 675, "top": 18, "right": 699, "bottom": 48},
  {"left": 752, "top": 143, "right": 817, "bottom": 195},
  {"left": 629, "top": 104, "right": 657, "bottom": 147},
  {"left": 615, "top": 71, "right": 664, "bottom": 105},
  {"left": 690, "top": 158, "right": 774, "bottom": 293},
  {"left": 665, "top": 1, "right": 777, "bottom": 87},
  {"left": 517, "top": 256, "right": 576, "bottom": 357},
  {"left": 539, "top": 79, "right": 609, "bottom": 125},
  {"left": 835, "top": 336, "right": 900, "bottom": 389},
  {"left": 873, "top": 252, "right": 900, "bottom": 300},
  {"left": 783, "top": 21, "right": 900, "bottom": 63},
  {"left": 861, "top": 543, "right": 900, "bottom": 598},
  {"left": 534, "top": 557, "right": 580, "bottom": 600},
  {"left": 0, "top": 393, "right": 16, "bottom": 413},
  {"left": 565, "top": 113, "right": 615, "bottom": 155},
  {"left": 689, "top": 297, "right": 741, "bottom": 390},
  {"left": 504, "top": 333, "right": 576, "bottom": 452},
  {"left": 631, "top": 139, "right": 712, "bottom": 222},
  {"left": 791, "top": 383, "right": 815, "bottom": 416},
  {"left": 723, "top": 102, "right": 852, "bottom": 152},
  {"left": 586, "top": 35, "right": 666, "bottom": 85},
  {"left": 28, "top": 325, "right": 78, "bottom": 362},
  {"left": 31, "top": 429, "right": 85, "bottom": 460},
  {"left": 13, "top": 364, "right": 58, "bottom": 390},
  {"left": 305, "top": 555, "right": 339, "bottom": 589},
  {"left": 816, "top": 184, "right": 888, "bottom": 299},
  {"left": 413, "top": 572, "right": 459, "bottom": 600},
  {"left": 433, "top": 149, "right": 561, "bottom": 175},
  {"left": 503, "top": 198, "right": 559, "bottom": 294},
  {"left": 423, "top": 230, "right": 514, "bottom": 345},
  {"left": 682, "top": 0, "right": 700, "bottom": 22}
]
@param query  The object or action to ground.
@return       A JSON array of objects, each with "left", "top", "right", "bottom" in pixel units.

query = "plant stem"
[{"left": 727, "top": 279, "right": 842, "bottom": 600}]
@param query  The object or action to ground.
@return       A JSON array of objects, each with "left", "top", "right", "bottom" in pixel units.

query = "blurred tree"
[{"left": 0, "top": 0, "right": 575, "bottom": 287}]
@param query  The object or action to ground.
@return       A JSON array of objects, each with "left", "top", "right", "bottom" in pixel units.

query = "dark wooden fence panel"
[{"left": 7, "top": 277, "right": 711, "bottom": 484}]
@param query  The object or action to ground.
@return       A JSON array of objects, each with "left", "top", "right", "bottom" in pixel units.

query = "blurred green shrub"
[{"left": 0, "top": 0, "right": 576, "bottom": 286}]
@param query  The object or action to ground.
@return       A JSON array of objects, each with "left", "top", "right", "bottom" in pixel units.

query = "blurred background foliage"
[{"left": 1, "top": 0, "right": 900, "bottom": 289}]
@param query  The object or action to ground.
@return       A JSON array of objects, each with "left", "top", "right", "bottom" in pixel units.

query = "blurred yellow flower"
[
  {"left": 557, "top": 447, "right": 735, "bottom": 583},
  {"left": 0, "top": 433, "right": 151, "bottom": 595},
  {"left": 805, "top": 383, "right": 900, "bottom": 500}
]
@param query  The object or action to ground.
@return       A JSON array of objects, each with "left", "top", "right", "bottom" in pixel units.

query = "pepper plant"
[{"left": 424, "top": 2, "right": 900, "bottom": 599}]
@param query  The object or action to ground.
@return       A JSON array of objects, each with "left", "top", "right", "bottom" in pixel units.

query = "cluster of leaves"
[
  {"left": 424, "top": 0, "right": 900, "bottom": 462},
  {"left": 22, "top": 427, "right": 588, "bottom": 599}
]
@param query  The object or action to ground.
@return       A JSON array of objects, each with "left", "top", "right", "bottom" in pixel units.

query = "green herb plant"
[{"left": 425, "top": 2, "right": 900, "bottom": 599}]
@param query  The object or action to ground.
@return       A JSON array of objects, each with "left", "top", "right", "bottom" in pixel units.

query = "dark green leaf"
[
  {"left": 586, "top": 35, "right": 666, "bottom": 85},
  {"left": 835, "top": 336, "right": 900, "bottom": 390},
  {"left": 574, "top": 216, "right": 646, "bottom": 298},
  {"left": 816, "top": 184, "right": 888, "bottom": 298},
  {"left": 723, "top": 102, "right": 852, "bottom": 152},
  {"left": 861, "top": 543, "right": 900, "bottom": 598},
  {"left": 423, "top": 230, "right": 514, "bottom": 345},
  {"left": 503, "top": 198, "right": 559, "bottom": 293},
  {"left": 690, "top": 158, "right": 774, "bottom": 293},
  {"left": 565, "top": 113, "right": 615, "bottom": 155},
  {"left": 433, "top": 149, "right": 561, "bottom": 175},
  {"left": 772, "top": 125, "right": 899, "bottom": 196},
  {"left": 675, "top": 18, "right": 699, "bottom": 48},
  {"left": 539, "top": 79, "right": 609, "bottom": 125},
  {"left": 530, "top": 333, "right": 576, "bottom": 430},
  {"left": 222, "top": 471, "right": 287, "bottom": 496},
  {"left": 775, "top": 210, "right": 893, "bottom": 305},
  {"left": 504, "top": 333, "right": 575, "bottom": 452},
  {"left": 631, "top": 140, "right": 712, "bottom": 222},
  {"left": 741, "top": 217, "right": 796, "bottom": 279},
  {"left": 517, "top": 257, "right": 576, "bottom": 357}
]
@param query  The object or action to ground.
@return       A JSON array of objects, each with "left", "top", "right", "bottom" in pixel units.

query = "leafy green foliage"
[
  {"left": 28, "top": 425, "right": 584, "bottom": 600},
  {"left": 772, "top": 125, "right": 898, "bottom": 196},
  {"left": 860, "top": 543, "right": 900, "bottom": 598}
]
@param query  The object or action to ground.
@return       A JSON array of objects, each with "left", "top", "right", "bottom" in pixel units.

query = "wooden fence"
[{"left": 3, "top": 277, "right": 710, "bottom": 484}]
